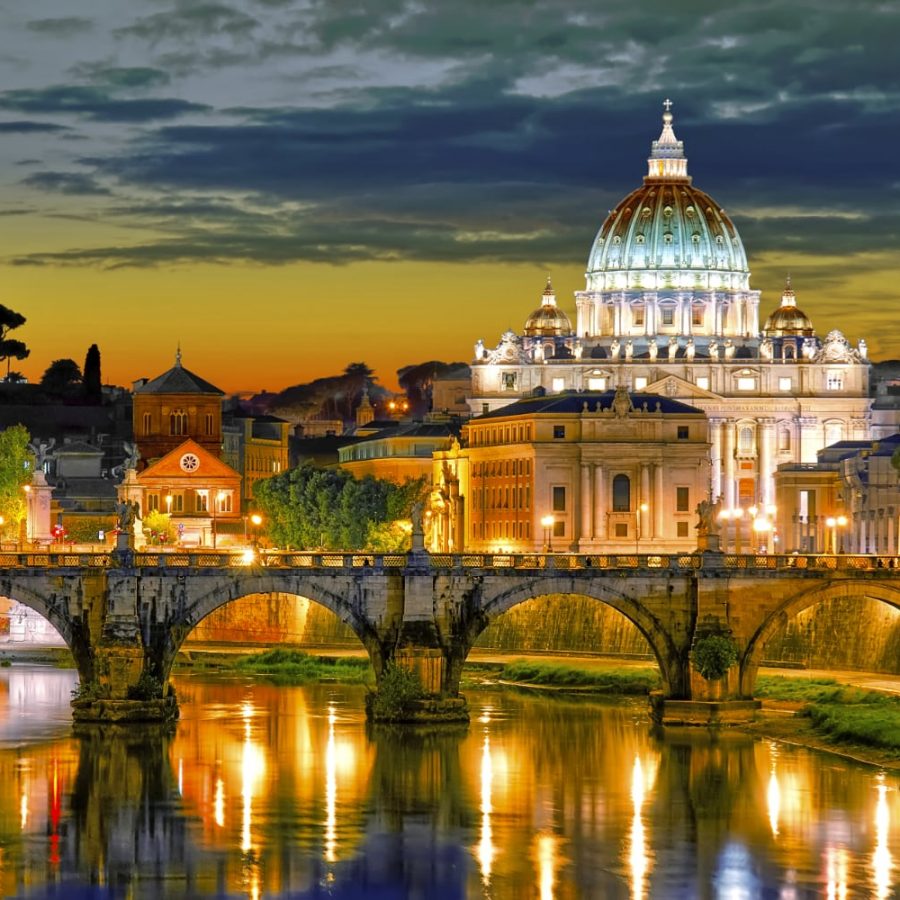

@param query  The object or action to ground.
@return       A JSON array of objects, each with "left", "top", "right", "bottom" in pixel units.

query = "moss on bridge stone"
[
  {"left": 366, "top": 693, "right": 470, "bottom": 724},
  {"left": 71, "top": 695, "right": 179, "bottom": 724}
]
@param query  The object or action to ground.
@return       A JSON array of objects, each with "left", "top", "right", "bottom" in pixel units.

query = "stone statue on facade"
[
  {"left": 624, "top": 339, "right": 633, "bottom": 361},
  {"left": 474, "top": 339, "right": 485, "bottom": 361},
  {"left": 724, "top": 339, "right": 736, "bottom": 360},
  {"left": 116, "top": 500, "right": 137, "bottom": 532},
  {"left": 709, "top": 339, "right": 719, "bottom": 360},
  {"left": 667, "top": 336, "right": 678, "bottom": 361},
  {"left": 609, "top": 339, "right": 620, "bottom": 360},
  {"left": 648, "top": 338, "right": 658, "bottom": 361},
  {"left": 28, "top": 439, "right": 55, "bottom": 472},
  {"left": 685, "top": 337, "right": 695, "bottom": 361},
  {"left": 574, "top": 340, "right": 583, "bottom": 360},
  {"left": 801, "top": 337, "right": 817, "bottom": 360},
  {"left": 858, "top": 338, "right": 868, "bottom": 360},
  {"left": 759, "top": 337, "right": 774, "bottom": 360}
]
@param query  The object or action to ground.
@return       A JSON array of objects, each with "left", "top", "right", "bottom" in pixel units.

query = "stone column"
[
  {"left": 722, "top": 420, "right": 736, "bottom": 509},
  {"left": 654, "top": 463, "right": 664, "bottom": 539},
  {"left": 709, "top": 418, "right": 724, "bottom": 500},
  {"left": 799, "top": 417, "right": 819, "bottom": 464},
  {"left": 640, "top": 464, "right": 651, "bottom": 541},
  {"left": 580, "top": 463, "right": 592, "bottom": 545},
  {"left": 593, "top": 465, "right": 605, "bottom": 539},
  {"left": 646, "top": 295, "right": 657, "bottom": 335},
  {"left": 888, "top": 508, "right": 896, "bottom": 554},
  {"left": 758, "top": 418, "right": 776, "bottom": 507}
]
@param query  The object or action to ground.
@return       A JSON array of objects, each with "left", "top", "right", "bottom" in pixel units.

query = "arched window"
[
  {"left": 738, "top": 425, "right": 755, "bottom": 454},
  {"left": 169, "top": 410, "right": 188, "bottom": 436},
  {"left": 612, "top": 474, "right": 631, "bottom": 512}
]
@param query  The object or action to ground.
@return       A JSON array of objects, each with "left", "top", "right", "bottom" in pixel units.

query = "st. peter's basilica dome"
[{"left": 763, "top": 276, "right": 815, "bottom": 337}]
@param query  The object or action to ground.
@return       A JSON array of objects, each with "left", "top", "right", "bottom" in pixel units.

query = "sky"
[{"left": 0, "top": 0, "right": 898, "bottom": 394}]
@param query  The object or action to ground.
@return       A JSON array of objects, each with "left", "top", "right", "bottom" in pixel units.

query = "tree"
[
  {"left": 0, "top": 305, "right": 29, "bottom": 379},
  {"left": 0, "top": 425, "right": 34, "bottom": 543},
  {"left": 83, "top": 344, "right": 102, "bottom": 404},
  {"left": 142, "top": 509, "right": 174, "bottom": 544},
  {"left": 40, "top": 358, "right": 82, "bottom": 395},
  {"left": 253, "top": 464, "right": 426, "bottom": 551}
]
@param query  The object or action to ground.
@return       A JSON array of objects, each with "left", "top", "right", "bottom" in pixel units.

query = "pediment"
[
  {"left": 138, "top": 438, "right": 240, "bottom": 481},
  {"left": 643, "top": 374, "right": 722, "bottom": 400}
]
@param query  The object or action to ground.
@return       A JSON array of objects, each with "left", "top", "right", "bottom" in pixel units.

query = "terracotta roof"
[{"left": 135, "top": 364, "right": 224, "bottom": 396}]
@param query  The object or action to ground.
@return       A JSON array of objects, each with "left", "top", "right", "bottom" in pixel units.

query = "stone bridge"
[{"left": 1, "top": 547, "right": 899, "bottom": 724}]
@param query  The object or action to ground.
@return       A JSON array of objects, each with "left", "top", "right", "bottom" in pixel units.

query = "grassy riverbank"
[
  {"left": 755, "top": 675, "right": 900, "bottom": 756},
  {"left": 468, "top": 660, "right": 661, "bottom": 695},
  {"left": 182, "top": 648, "right": 374, "bottom": 684}
]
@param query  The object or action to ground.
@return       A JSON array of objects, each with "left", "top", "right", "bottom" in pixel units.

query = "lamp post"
[
  {"left": 635, "top": 502, "right": 648, "bottom": 554},
  {"left": 825, "top": 515, "right": 847, "bottom": 554},
  {"left": 250, "top": 513, "right": 262, "bottom": 549},
  {"left": 541, "top": 514, "right": 554, "bottom": 552}
]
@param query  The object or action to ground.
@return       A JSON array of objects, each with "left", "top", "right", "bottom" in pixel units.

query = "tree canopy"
[
  {"left": 0, "top": 305, "right": 29, "bottom": 378},
  {"left": 0, "top": 425, "right": 34, "bottom": 542},
  {"left": 40, "top": 358, "right": 82, "bottom": 395},
  {"left": 253, "top": 464, "right": 428, "bottom": 551},
  {"left": 83, "top": 343, "right": 102, "bottom": 404}
]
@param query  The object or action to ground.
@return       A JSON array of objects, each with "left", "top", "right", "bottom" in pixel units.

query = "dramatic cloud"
[
  {"left": 0, "top": 120, "right": 70, "bottom": 134},
  {"left": 21, "top": 171, "right": 111, "bottom": 196},
  {"left": 26, "top": 17, "right": 94, "bottom": 37}
]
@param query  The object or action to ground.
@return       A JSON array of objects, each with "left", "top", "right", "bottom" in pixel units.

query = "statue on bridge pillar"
[{"left": 695, "top": 499, "right": 721, "bottom": 552}]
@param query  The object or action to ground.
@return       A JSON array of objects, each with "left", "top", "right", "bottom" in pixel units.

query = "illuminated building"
[
  {"left": 469, "top": 103, "right": 871, "bottom": 510},
  {"left": 432, "top": 385, "right": 709, "bottom": 552},
  {"left": 339, "top": 421, "right": 455, "bottom": 482}
]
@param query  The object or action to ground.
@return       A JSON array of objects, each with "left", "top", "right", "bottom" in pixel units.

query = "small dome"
[
  {"left": 763, "top": 276, "right": 815, "bottom": 337},
  {"left": 524, "top": 277, "right": 573, "bottom": 337}
]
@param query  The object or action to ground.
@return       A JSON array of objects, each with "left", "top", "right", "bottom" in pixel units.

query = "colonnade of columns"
[
  {"left": 710, "top": 417, "right": 778, "bottom": 510},
  {"left": 576, "top": 292, "right": 760, "bottom": 339},
  {"left": 577, "top": 461, "right": 667, "bottom": 546}
]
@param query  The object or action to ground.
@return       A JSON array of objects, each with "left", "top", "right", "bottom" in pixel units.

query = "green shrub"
[
  {"left": 498, "top": 661, "right": 660, "bottom": 694},
  {"left": 370, "top": 664, "right": 426, "bottom": 720},
  {"left": 127, "top": 671, "right": 164, "bottom": 701},
  {"left": 233, "top": 648, "right": 372, "bottom": 683},
  {"left": 692, "top": 634, "right": 738, "bottom": 681}
]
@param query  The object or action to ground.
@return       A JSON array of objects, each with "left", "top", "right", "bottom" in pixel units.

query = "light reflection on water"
[{"left": 0, "top": 666, "right": 894, "bottom": 898}]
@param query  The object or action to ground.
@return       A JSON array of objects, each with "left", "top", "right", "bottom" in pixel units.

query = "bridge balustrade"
[{"left": 0, "top": 550, "right": 897, "bottom": 572}]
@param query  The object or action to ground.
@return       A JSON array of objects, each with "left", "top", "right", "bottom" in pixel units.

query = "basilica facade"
[{"left": 469, "top": 104, "right": 871, "bottom": 510}]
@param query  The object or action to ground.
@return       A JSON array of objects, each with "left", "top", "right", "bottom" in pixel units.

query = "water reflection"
[{"left": 0, "top": 667, "right": 895, "bottom": 898}]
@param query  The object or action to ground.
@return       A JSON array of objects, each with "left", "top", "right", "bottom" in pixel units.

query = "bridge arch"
[
  {"left": 740, "top": 579, "right": 900, "bottom": 697},
  {"left": 155, "top": 572, "right": 386, "bottom": 684},
  {"left": 464, "top": 578, "right": 686, "bottom": 698}
]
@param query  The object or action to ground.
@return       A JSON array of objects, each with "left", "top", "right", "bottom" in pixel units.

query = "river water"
[{"left": 0, "top": 666, "right": 896, "bottom": 898}]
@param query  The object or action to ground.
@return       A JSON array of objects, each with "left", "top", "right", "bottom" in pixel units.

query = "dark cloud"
[
  {"left": 26, "top": 17, "right": 93, "bottom": 37},
  {"left": 0, "top": 120, "right": 70, "bottom": 134},
  {"left": 69, "top": 64, "right": 171, "bottom": 90},
  {"left": 115, "top": 4, "right": 259, "bottom": 42},
  {"left": 0, "top": 86, "right": 209, "bottom": 122},
  {"left": 21, "top": 171, "right": 111, "bottom": 196}
]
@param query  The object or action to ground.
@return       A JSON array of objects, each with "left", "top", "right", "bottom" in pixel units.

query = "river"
[{"left": 0, "top": 665, "right": 896, "bottom": 898}]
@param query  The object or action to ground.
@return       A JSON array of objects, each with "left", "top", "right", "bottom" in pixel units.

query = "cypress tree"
[{"left": 83, "top": 343, "right": 102, "bottom": 403}]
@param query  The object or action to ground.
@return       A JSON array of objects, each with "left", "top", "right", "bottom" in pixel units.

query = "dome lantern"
[
  {"left": 524, "top": 276, "right": 573, "bottom": 337},
  {"left": 646, "top": 99, "right": 690, "bottom": 183},
  {"left": 763, "top": 275, "right": 815, "bottom": 337}
]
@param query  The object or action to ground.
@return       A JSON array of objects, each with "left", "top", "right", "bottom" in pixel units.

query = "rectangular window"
[
  {"left": 196, "top": 491, "right": 208, "bottom": 513},
  {"left": 552, "top": 486, "right": 566, "bottom": 512},
  {"left": 551, "top": 377, "right": 565, "bottom": 393},
  {"left": 172, "top": 493, "right": 184, "bottom": 512},
  {"left": 737, "top": 377, "right": 756, "bottom": 391},
  {"left": 826, "top": 372, "right": 844, "bottom": 391},
  {"left": 502, "top": 372, "right": 517, "bottom": 391},
  {"left": 696, "top": 376, "right": 709, "bottom": 391},
  {"left": 778, "top": 377, "right": 793, "bottom": 391},
  {"left": 692, "top": 306, "right": 704, "bottom": 326},
  {"left": 553, "top": 521, "right": 565, "bottom": 537},
  {"left": 482, "top": 404, "right": 490, "bottom": 415},
  {"left": 615, "top": 523, "right": 629, "bottom": 538},
  {"left": 676, "top": 487, "right": 690, "bottom": 512},
  {"left": 677, "top": 521, "right": 689, "bottom": 537},
  {"left": 634, "top": 376, "right": 648, "bottom": 390},
  {"left": 677, "top": 426, "right": 689, "bottom": 440},
  {"left": 217, "top": 493, "right": 232, "bottom": 513},
  {"left": 142, "top": 412, "right": 152, "bottom": 435},
  {"left": 553, "top": 425, "right": 565, "bottom": 439},
  {"left": 147, "top": 493, "right": 159, "bottom": 512},
  {"left": 205, "top": 413, "right": 214, "bottom": 435},
  {"left": 587, "top": 377, "right": 606, "bottom": 391},
  {"left": 661, "top": 307, "right": 675, "bottom": 326},
  {"left": 632, "top": 306, "right": 645, "bottom": 326}
]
